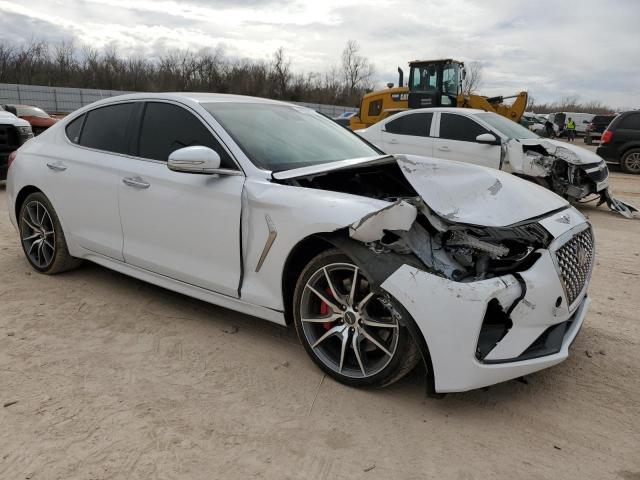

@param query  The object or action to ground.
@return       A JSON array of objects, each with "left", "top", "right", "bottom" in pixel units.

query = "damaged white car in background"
[
  {"left": 7, "top": 93, "right": 594, "bottom": 394},
  {"left": 356, "top": 107, "right": 637, "bottom": 218}
]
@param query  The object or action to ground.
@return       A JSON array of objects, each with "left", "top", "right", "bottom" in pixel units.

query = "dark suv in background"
[
  {"left": 584, "top": 114, "right": 616, "bottom": 145},
  {"left": 597, "top": 111, "right": 640, "bottom": 174}
]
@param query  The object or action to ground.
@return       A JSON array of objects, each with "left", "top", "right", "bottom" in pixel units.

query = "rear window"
[
  {"left": 65, "top": 114, "right": 85, "bottom": 144},
  {"left": 618, "top": 113, "right": 640, "bottom": 130},
  {"left": 17, "top": 106, "right": 50, "bottom": 118},
  {"left": 593, "top": 115, "right": 615, "bottom": 124},
  {"left": 385, "top": 113, "right": 433, "bottom": 136},
  {"left": 79, "top": 103, "right": 135, "bottom": 154}
]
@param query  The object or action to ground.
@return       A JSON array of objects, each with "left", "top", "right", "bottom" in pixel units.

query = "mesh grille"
[{"left": 555, "top": 228, "right": 594, "bottom": 305}]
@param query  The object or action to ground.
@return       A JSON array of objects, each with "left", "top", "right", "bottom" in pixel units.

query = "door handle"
[
  {"left": 46, "top": 161, "right": 67, "bottom": 172},
  {"left": 437, "top": 146, "right": 450, "bottom": 152},
  {"left": 389, "top": 138, "right": 399, "bottom": 144},
  {"left": 122, "top": 176, "right": 150, "bottom": 189}
]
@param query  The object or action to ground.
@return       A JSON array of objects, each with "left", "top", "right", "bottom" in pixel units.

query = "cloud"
[{"left": 0, "top": 0, "right": 638, "bottom": 107}]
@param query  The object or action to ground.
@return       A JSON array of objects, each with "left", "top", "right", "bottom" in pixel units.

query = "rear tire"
[
  {"left": 18, "top": 192, "right": 82, "bottom": 274},
  {"left": 293, "top": 249, "right": 420, "bottom": 388},
  {"left": 620, "top": 149, "right": 640, "bottom": 175}
]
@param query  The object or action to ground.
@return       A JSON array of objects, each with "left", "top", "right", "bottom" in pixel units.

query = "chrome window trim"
[{"left": 61, "top": 98, "right": 246, "bottom": 175}]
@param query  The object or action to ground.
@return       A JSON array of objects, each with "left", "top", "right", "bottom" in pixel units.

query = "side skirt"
[{"left": 83, "top": 252, "right": 286, "bottom": 325}]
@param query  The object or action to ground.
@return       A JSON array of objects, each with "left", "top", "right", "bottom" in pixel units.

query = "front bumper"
[
  {"left": 583, "top": 161, "right": 609, "bottom": 193},
  {"left": 381, "top": 209, "right": 592, "bottom": 393}
]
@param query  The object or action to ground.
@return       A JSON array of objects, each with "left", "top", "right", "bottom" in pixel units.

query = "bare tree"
[
  {"left": 526, "top": 94, "right": 536, "bottom": 111},
  {"left": 462, "top": 61, "right": 483, "bottom": 95},
  {"left": 341, "top": 40, "right": 375, "bottom": 101},
  {"left": 0, "top": 45, "right": 15, "bottom": 82},
  {"left": 0, "top": 38, "right": 422, "bottom": 109},
  {"left": 529, "top": 95, "right": 614, "bottom": 115},
  {"left": 270, "top": 47, "right": 291, "bottom": 99}
]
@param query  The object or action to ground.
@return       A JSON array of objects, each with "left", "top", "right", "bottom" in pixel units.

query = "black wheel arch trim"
[{"left": 318, "top": 231, "right": 440, "bottom": 397}]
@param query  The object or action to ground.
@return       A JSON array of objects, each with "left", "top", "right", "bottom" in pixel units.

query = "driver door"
[
  {"left": 118, "top": 101, "right": 244, "bottom": 297},
  {"left": 433, "top": 113, "right": 501, "bottom": 169}
]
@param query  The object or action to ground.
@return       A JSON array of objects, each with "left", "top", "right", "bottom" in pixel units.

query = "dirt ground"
[{"left": 1, "top": 151, "right": 639, "bottom": 479}]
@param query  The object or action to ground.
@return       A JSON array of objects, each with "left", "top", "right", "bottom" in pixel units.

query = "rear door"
[
  {"left": 433, "top": 112, "right": 501, "bottom": 169},
  {"left": 117, "top": 101, "right": 244, "bottom": 297},
  {"left": 42, "top": 103, "right": 137, "bottom": 260},
  {"left": 378, "top": 112, "right": 435, "bottom": 156},
  {"left": 612, "top": 112, "right": 640, "bottom": 151}
]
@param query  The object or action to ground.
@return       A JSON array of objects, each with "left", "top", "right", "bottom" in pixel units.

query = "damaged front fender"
[{"left": 506, "top": 138, "right": 638, "bottom": 218}]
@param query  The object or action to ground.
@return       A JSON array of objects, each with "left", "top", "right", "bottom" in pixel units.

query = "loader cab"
[{"left": 407, "top": 59, "right": 464, "bottom": 109}]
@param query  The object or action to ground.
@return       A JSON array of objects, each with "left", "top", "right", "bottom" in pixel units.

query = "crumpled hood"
[
  {"left": 517, "top": 138, "right": 603, "bottom": 165},
  {"left": 273, "top": 154, "right": 569, "bottom": 228},
  {"left": 397, "top": 155, "right": 568, "bottom": 227}
]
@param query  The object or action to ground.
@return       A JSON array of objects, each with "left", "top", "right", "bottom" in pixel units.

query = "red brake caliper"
[{"left": 320, "top": 287, "right": 334, "bottom": 330}]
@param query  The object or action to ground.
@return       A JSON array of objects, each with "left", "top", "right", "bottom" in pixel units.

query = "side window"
[
  {"left": 79, "top": 103, "right": 135, "bottom": 154},
  {"left": 367, "top": 99, "right": 383, "bottom": 117},
  {"left": 137, "top": 102, "right": 235, "bottom": 169},
  {"left": 385, "top": 113, "right": 433, "bottom": 137},
  {"left": 619, "top": 113, "right": 640, "bottom": 130},
  {"left": 439, "top": 113, "right": 489, "bottom": 142},
  {"left": 65, "top": 114, "right": 85, "bottom": 144}
]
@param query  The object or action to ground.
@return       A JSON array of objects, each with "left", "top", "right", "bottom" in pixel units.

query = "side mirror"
[
  {"left": 168, "top": 146, "right": 221, "bottom": 174},
  {"left": 475, "top": 133, "right": 500, "bottom": 145}
]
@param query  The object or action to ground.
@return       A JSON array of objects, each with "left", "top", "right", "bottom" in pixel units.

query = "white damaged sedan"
[
  {"left": 6, "top": 93, "right": 594, "bottom": 393},
  {"left": 357, "top": 108, "right": 637, "bottom": 218}
]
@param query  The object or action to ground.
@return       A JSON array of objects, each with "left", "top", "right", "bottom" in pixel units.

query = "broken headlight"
[
  {"left": 17, "top": 125, "right": 34, "bottom": 142},
  {"left": 443, "top": 224, "right": 549, "bottom": 280}
]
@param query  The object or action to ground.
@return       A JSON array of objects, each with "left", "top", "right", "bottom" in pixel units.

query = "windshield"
[
  {"left": 442, "top": 63, "right": 460, "bottom": 96},
  {"left": 476, "top": 112, "right": 540, "bottom": 140},
  {"left": 16, "top": 106, "right": 50, "bottom": 118},
  {"left": 203, "top": 102, "right": 381, "bottom": 171}
]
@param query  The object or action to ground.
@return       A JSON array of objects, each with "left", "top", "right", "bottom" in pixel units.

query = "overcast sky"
[{"left": 1, "top": 0, "right": 638, "bottom": 107}]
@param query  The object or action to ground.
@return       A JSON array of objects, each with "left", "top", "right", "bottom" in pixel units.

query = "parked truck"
[{"left": 0, "top": 105, "right": 33, "bottom": 181}]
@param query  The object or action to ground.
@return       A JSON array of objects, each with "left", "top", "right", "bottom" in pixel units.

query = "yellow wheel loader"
[{"left": 349, "top": 59, "right": 528, "bottom": 130}]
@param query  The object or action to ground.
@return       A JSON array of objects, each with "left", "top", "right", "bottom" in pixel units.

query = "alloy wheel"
[
  {"left": 299, "top": 262, "right": 400, "bottom": 379},
  {"left": 623, "top": 152, "right": 640, "bottom": 173},
  {"left": 20, "top": 200, "right": 56, "bottom": 269}
]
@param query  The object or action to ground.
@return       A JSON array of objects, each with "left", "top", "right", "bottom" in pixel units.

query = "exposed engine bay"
[{"left": 277, "top": 158, "right": 553, "bottom": 283}]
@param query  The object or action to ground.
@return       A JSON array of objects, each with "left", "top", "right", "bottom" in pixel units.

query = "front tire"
[
  {"left": 620, "top": 149, "right": 640, "bottom": 174},
  {"left": 18, "top": 192, "right": 82, "bottom": 274},
  {"left": 293, "top": 249, "right": 420, "bottom": 388}
]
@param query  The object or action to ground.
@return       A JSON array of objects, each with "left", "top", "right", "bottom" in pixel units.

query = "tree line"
[
  {"left": 0, "top": 39, "right": 622, "bottom": 113},
  {"left": 527, "top": 95, "right": 616, "bottom": 115},
  {"left": 467, "top": 64, "right": 617, "bottom": 114},
  {"left": 0, "top": 39, "right": 375, "bottom": 107}
]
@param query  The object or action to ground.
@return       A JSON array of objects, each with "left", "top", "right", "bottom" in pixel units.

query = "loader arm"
[{"left": 459, "top": 91, "right": 528, "bottom": 122}]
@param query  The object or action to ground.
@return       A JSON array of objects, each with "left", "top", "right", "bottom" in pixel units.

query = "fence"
[{"left": 0, "top": 83, "right": 357, "bottom": 117}]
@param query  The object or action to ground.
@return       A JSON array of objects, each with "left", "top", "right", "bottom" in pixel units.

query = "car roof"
[
  {"left": 398, "top": 107, "right": 486, "bottom": 115},
  {"left": 64, "top": 92, "right": 300, "bottom": 120},
  {"left": 90, "top": 92, "right": 290, "bottom": 107}
]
